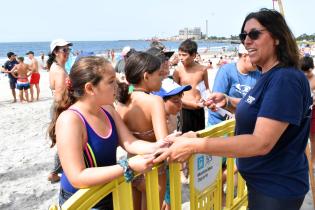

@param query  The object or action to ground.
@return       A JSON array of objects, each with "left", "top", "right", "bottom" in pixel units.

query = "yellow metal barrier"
[
  {"left": 58, "top": 119, "right": 248, "bottom": 210},
  {"left": 61, "top": 176, "right": 133, "bottom": 210},
  {"left": 187, "top": 119, "right": 247, "bottom": 210}
]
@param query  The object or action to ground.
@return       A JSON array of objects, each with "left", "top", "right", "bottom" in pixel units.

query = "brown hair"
[
  {"left": 48, "top": 56, "right": 111, "bottom": 147},
  {"left": 116, "top": 52, "right": 161, "bottom": 104},
  {"left": 241, "top": 8, "right": 299, "bottom": 69}
]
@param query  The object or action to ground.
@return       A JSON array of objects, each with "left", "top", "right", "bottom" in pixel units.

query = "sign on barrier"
[{"left": 193, "top": 154, "right": 221, "bottom": 192}]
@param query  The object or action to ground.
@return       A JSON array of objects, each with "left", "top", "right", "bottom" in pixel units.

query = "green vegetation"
[
  {"left": 200, "top": 33, "right": 315, "bottom": 45},
  {"left": 202, "top": 35, "right": 239, "bottom": 41},
  {"left": 296, "top": 33, "right": 315, "bottom": 42}
]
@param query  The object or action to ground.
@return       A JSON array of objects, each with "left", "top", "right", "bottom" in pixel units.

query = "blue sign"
[{"left": 197, "top": 156, "right": 204, "bottom": 170}]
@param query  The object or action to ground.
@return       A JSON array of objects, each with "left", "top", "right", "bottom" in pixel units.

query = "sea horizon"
[
  {"left": 0, "top": 40, "right": 238, "bottom": 64},
  {"left": 0, "top": 38, "right": 238, "bottom": 44}
]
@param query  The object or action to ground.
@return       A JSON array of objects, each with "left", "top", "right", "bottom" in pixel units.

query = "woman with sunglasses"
[
  {"left": 155, "top": 8, "right": 311, "bottom": 210},
  {"left": 47, "top": 38, "right": 73, "bottom": 183}
]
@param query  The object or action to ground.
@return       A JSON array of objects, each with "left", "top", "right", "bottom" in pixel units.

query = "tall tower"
[{"left": 273, "top": 0, "right": 285, "bottom": 16}]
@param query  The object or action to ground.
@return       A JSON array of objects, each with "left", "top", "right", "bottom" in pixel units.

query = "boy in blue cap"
[{"left": 152, "top": 78, "right": 191, "bottom": 209}]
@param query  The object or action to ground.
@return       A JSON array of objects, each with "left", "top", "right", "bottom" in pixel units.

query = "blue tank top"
[{"left": 61, "top": 107, "right": 119, "bottom": 193}]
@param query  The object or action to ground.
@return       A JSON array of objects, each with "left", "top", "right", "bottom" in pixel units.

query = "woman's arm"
[
  {"left": 198, "top": 117, "right": 288, "bottom": 157},
  {"left": 154, "top": 117, "right": 288, "bottom": 163},
  {"left": 53, "top": 69, "right": 67, "bottom": 102}
]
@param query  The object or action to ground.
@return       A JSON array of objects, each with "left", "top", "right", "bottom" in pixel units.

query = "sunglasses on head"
[
  {"left": 59, "top": 47, "right": 71, "bottom": 53},
  {"left": 239, "top": 29, "right": 266, "bottom": 44}
]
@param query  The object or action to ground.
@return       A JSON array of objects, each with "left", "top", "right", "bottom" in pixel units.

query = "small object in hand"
[{"left": 13, "top": 70, "right": 18, "bottom": 77}]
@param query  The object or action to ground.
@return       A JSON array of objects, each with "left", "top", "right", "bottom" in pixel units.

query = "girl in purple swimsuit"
[{"left": 48, "top": 56, "right": 167, "bottom": 209}]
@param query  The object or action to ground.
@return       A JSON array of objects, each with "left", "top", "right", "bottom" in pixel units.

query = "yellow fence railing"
[{"left": 50, "top": 119, "right": 248, "bottom": 210}]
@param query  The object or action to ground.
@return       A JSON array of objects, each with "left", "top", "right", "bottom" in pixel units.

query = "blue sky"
[{"left": 0, "top": 0, "right": 313, "bottom": 42}]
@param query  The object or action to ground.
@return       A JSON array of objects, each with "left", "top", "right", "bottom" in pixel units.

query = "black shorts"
[
  {"left": 9, "top": 78, "right": 17, "bottom": 89},
  {"left": 179, "top": 108, "right": 205, "bottom": 133}
]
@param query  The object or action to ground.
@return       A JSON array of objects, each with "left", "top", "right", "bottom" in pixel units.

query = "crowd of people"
[
  {"left": 1, "top": 51, "right": 44, "bottom": 103},
  {"left": 1, "top": 7, "right": 315, "bottom": 210}
]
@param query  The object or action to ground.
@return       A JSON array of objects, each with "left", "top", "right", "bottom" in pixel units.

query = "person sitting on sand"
[
  {"left": 10, "top": 57, "right": 32, "bottom": 103},
  {"left": 48, "top": 56, "right": 167, "bottom": 209}
]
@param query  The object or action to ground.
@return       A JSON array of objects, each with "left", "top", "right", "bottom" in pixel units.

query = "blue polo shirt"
[
  {"left": 208, "top": 63, "right": 261, "bottom": 126},
  {"left": 235, "top": 66, "right": 311, "bottom": 198}
]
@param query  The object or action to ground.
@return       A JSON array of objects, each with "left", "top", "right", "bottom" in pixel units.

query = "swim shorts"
[{"left": 30, "top": 72, "right": 40, "bottom": 84}]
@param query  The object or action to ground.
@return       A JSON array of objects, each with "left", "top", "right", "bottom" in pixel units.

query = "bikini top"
[{"left": 131, "top": 129, "right": 155, "bottom": 140}]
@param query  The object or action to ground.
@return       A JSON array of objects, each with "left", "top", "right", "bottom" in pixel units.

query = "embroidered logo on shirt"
[
  {"left": 246, "top": 95, "right": 255, "bottom": 104},
  {"left": 235, "top": 84, "right": 252, "bottom": 96}
]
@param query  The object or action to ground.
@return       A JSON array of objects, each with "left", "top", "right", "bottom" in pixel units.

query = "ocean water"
[{"left": 0, "top": 40, "right": 237, "bottom": 65}]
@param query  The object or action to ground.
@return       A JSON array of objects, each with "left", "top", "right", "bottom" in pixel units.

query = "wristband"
[
  {"left": 117, "top": 157, "right": 134, "bottom": 182},
  {"left": 224, "top": 94, "right": 230, "bottom": 108}
]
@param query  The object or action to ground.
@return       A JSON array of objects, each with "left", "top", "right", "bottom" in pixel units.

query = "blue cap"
[{"left": 152, "top": 78, "right": 191, "bottom": 98}]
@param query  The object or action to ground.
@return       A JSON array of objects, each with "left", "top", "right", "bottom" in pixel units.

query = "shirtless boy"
[
  {"left": 173, "top": 39, "right": 209, "bottom": 132},
  {"left": 11, "top": 57, "right": 32, "bottom": 102},
  {"left": 27, "top": 51, "right": 40, "bottom": 101}
]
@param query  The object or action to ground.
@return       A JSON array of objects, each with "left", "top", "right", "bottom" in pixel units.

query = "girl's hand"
[
  {"left": 128, "top": 155, "right": 154, "bottom": 174},
  {"left": 156, "top": 131, "right": 182, "bottom": 148}
]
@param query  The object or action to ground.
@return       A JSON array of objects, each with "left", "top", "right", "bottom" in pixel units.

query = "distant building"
[{"left": 178, "top": 27, "right": 202, "bottom": 40}]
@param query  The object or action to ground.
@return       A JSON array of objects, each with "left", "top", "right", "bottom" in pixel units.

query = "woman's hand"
[
  {"left": 153, "top": 136, "right": 196, "bottom": 163},
  {"left": 128, "top": 155, "right": 154, "bottom": 174}
]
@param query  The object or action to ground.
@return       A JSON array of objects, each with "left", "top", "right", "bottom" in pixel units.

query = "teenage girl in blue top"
[
  {"left": 48, "top": 56, "right": 167, "bottom": 209},
  {"left": 155, "top": 9, "right": 312, "bottom": 210}
]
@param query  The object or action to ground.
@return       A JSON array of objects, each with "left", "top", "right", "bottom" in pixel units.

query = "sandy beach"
[{"left": 0, "top": 69, "right": 314, "bottom": 210}]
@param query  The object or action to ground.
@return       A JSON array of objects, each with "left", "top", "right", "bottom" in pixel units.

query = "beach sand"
[{"left": 0, "top": 70, "right": 313, "bottom": 209}]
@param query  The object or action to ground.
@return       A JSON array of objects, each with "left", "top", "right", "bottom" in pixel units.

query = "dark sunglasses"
[
  {"left": 239, "top": 29, "right": 266, "bottom": 44},
  {"left": 59, "top": 48, "right": 71, "bottom": 53}
]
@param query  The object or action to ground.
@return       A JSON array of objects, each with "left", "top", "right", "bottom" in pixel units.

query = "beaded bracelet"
[{"left": 117, "top": 157, "right": 134, "bottom": 182}]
